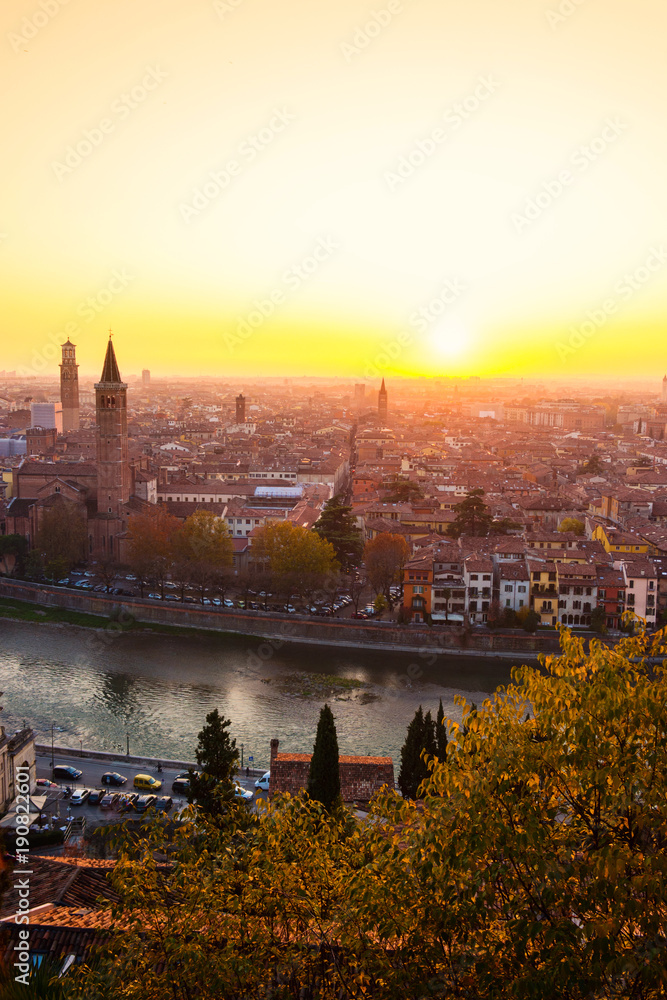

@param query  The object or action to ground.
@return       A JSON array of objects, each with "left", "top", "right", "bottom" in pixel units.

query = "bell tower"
[
  {"left": 60, "top": 339, "right": 80, "bottom": 432},
  {"left": 95, "top": 335, "right": 130, "bottom": 515}
]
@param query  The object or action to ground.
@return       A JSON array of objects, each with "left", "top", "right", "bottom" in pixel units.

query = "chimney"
[{"left": 270, "top": 739, "right": 279, "bottom": 767}]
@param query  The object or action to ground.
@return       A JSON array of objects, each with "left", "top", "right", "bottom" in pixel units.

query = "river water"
[{"left": 0, "top": 620, "right": 530, "bottom": 769}]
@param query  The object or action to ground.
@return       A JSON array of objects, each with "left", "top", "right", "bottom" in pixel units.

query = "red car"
[
  {"left": 36, "top": 778, "right": 60, "bottom": 789},
  {"left": 352, "top": 612, "right": 369, "bottom": 619}
]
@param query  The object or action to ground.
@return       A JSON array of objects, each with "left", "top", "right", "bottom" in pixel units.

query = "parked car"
[
  {"left": 101, "top": 771, "right": 127, "bottom": 786},
  {"left": 36, "top": 778, "right": 60, "bottom": 789},
  {"left": 148, "top": 593, "right": 162, "bottom": 600},
  {"left": 234, "top": 784, "right": 254, "bottom": 802},
  {"left": 133, "top": 774, "right": 162, "bottom": 792},
  {"left": 174, "top": 770, "right": 199, "bottom": 780},
  {"left": 119, "top": 793, "right": 139, "bottom": 812},
  {"left": 70, "top": 788, "right": 90, "bottom": 805},
  {"left": 172, "top": 777, "right": 190, "bottom": 795},
  {"left": 164, "top": 594, "right": 179, "bottom": 602},
  {"left": 134, "top": 794, "right": 158, "bottom": 813},
  {"left": 87, "top": 789, "right": 103, "bottom": 805},
  {"left": 53, "top": 764, "right": 82, "bottom": 781},
  {"left": 100, "top": 792, "right": 120, "bottom": 810},
  {"left": 254, "top": 771, "right": 270, "bottom": 792},
  {"left": 155, "top": 796, "right": 173, "bottom": 813}
]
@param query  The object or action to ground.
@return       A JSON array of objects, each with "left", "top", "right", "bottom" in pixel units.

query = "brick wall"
[{"left": 269, "top": 740, "right": 395, "bottom": 804}]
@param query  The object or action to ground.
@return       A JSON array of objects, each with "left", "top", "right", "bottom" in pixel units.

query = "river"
[{"left": 0, "top": 619, "right": 530, "bottom": 769}]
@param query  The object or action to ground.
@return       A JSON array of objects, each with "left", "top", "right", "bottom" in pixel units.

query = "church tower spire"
[
  {"left": 95, "top": 335, "right": 130, "bottom": 515},
  {"left": 378, "top": 378, "right": 388, "bottom": 422}
]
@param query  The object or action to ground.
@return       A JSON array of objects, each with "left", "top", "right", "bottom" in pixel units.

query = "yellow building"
[
  {"left": 592, "top": 524, "right": 651, "bottom": 556},
  {"left": 528, "top": 561, "right": 559, "bottom": 626}
]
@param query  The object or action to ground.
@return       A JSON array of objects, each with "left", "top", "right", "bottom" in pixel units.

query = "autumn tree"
[
  {"left": 172, "top": 510, "right": 234, "bottom": 602},
  {"left": 363, "top": 532, "right": 410, "bottom": 609},
  {"left": 559, "top": 516, "right": 586, "bottom": 536},
  {"left": 126, "top": 506, "right": 181, "bottom": 598},
  {"left": 66, "top": 628, "right": 667, "bottom": 999},
  {"left": 253, "top": 520, "right": 338, "bottom": 604},
  {"left": 33, "top": 497, "right": 86, "bottom": 580}
]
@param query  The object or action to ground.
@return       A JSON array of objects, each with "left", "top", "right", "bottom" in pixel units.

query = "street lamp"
[
  {"left": 126, "top": 733, "right": 130, "bottom": 756},
  {"left": 240, "top": 744, "right": 244, "bottom": 769},
  {"left": 51, "top": 721, "right": 56, "bottom": 767}
]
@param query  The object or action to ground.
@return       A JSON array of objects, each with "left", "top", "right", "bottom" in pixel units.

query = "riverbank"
[{"left": 0, "top": 579, "right": 601, "bottom": 657}]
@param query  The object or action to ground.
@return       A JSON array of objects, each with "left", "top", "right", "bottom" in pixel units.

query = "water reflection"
[{"left": 0, "top": 620, "right": 520, "bottom": 768}]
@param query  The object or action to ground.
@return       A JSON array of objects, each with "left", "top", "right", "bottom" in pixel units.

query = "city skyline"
[{"left": 2, "top": 0, "right": 666, "bottom": 380}]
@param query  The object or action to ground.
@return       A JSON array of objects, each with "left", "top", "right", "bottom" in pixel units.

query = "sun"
[{"left": 429, "top": 319, "right": 473, "bottom": 360}]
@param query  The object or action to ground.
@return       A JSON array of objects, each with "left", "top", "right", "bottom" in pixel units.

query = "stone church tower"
[
  {"left": 95, "top": 337, "right": 131, "bottom": 516},
  {"left": 60, "top": 339, "right": 80, "bottom": 432}
]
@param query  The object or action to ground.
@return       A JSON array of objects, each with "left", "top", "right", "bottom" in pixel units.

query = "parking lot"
[{"left": 34, "top": 751, "right": 267, "bottom": 832}]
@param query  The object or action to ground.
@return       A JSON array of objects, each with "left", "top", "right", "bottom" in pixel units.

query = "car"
[
  {"left": 352, "top": 612, "right": 369, "bottom": 619},
  {"left": 134, "top": 773, "right": 162, "bottom": 791},
  {"left": 134, "top": 794, "right": 158, "bottom": 813},
  {"left": 172, "top": 777, "right": 190, "bottom": 795},
  {"left": 234, "top": 784, "right": 254, "bottom": 802},
  {"left": 223, "top": 599, "right": 235, "bottom": 608},
  {"left": 100, "top": 792, "right": 120, "bottom": 810},
  {"left": 254, "top": 771, "right": 270, "bottom": 792},
  {"left": 148, "top": 593, "right": 162, "bottom": 600},
  {"left": 164, "top": 594, "right": 179, "bottom": 602},
  {"left": 87, "top": 789, "right": 103, "bottom": 805},
  {"left": 119, "top": 793, "right": 139, "bottom": 812},
  {"left": 125, "top": 574, "right": 137, "bottom": 581},
  {"left": 211, "top": 597, "right": 222, "bottom": 606},
  {"left": 53, "top": 764, "right": 82, "bottom": 781},
  {"left": 36, "top": 778, "right": 60, "bottom": 789},
  {"left": 56, "top": 577, "right": 70, "bottom": 586},
  {"left": 70, "top": 788, "right": 90, "bottom": 805},
  {"left": 83, "top": 571, "right": 95, "bottom": 578},
  {"left": 101, "top": 771, "right": 127, "bottom": 786},
  {"left": 155, "top": 796, "right": 173, "bottom": 812},
  {"left": 93, "top": 584, "right": 106, "bottom": 592},
  {"left": 174, "top": 770, "right": 199, "bottom": 780}
]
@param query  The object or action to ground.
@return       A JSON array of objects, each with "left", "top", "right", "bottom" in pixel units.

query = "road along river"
[{"left": 0, "top": 619, "right": 534, "bottom": 769}]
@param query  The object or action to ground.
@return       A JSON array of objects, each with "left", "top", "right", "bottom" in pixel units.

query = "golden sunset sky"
[{"left": 2, "top": 0, "right": 666, "bottom": 379}]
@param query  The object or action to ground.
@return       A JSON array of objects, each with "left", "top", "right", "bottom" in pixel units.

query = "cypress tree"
[
  {"left": 307, "top": 704, "right": 341, "bottom": 811},
  {"left": 399, "top": 706, "right": 433, "bottom": 799},
  {"left": 435, "top": 698, "right": 448, "bottom": 763}
]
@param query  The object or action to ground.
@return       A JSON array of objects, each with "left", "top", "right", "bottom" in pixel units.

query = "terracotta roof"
[{"left": 276, "top": 753, "right": 393, "bottom": 765}]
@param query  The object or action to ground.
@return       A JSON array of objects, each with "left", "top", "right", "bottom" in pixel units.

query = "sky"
[{"left": 2, "top": 0, "right": 666, "bottom": 382}]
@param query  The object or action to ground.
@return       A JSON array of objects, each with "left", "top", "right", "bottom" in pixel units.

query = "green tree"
[
  {"left": 312, "top": 495, "right": 363, "bottom": 571},
  {"left": 579, "top": 453, "right": 604, "bottom": 475},
  {"left": 33, "top": 497, "right": 86, "bottom": 580},
  {"left": 381, "top": 479, "right": 424, "bottom": 503},
  {"left": 307, "top": 703, "right": 341, "bottom": 811},
  {"left": 188, "top": 709, "right": 239, "bottom": 816},
  {"left": 559, "top": 517, "right": 586, "bottom": 536},
  {"left": 448, "top": 488, "right": 493, "bottom": 538},
  {"left": 398, "top": 705, "right": 434, "bottom": 799},
  {"left": 590, "top": 604, "right": 607, "bottom": 633},
  {"left": 435, "top": 698, "right": 448, "bottom": 763}
]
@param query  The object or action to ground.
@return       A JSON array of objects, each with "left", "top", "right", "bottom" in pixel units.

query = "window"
[
  {"left": 560, "top": 585, "right": 569, "bottom": 595},
  {"left": 506, "top": 599, "right": 511, "bottom": 607},
  {"left": 469, "top": 601, "right": 478, "bottom": 612},
  {"left": 519, "top": 599, "right": 524, "bottom": 607},
  {"left": 629, "top": 580, "right": 634, "bottom": 588},
  {"left": 599, "top": 589, "right": 606, "bottom": 598},
  {"left": 414, "top": 586, "right": 424, "bottom": 595},
  {"left": 573, "top": 600, "right": 581, "bottom": 610},
  {"left": 470, "top": 574, "right": 478, "bottom": 581},
  {"left": 518, "top": 585, "right": 526, "bottom": 593},
  {"left": 585, "top": 587, "right": 592, "bottom": 596},
  {"left": 549, "top": 572, "right": 557, "bottom": 582},
  {"left": 483, "top": 574, "right": 491, "bottom": 581},
  {"left": 504, "top": 585, "right": 513, "bottom": 593}
]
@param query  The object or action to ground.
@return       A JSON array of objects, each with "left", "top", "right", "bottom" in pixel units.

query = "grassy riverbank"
[{"left": 0, "top": 596, "right": 241, "bottom": 641}]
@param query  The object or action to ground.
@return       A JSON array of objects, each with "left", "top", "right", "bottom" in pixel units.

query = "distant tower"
[
  {"left": 354, "top": 383, "right": 365, "bottom": 408},
  {"left": 378, "top": 379, "right": 388, "bottom": 422},
  {"left": 662, "top": 375, "right": 667, "bottom": 402},
  {"left": 60, "top": 339, "right": 80, "bottom": 432},
  {"left": 95, "top": 337, "right": 130, "bottom": 516},
  {"left": 142, "top": 369, "right": 151, "bottom": 388},
  {"left": 236, "top": 393, "right": 246, "bottom": 423}
]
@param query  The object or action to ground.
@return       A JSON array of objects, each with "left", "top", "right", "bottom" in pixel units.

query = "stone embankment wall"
[{"left": 0, "top": 579, "right": 568, "bottom": 656}]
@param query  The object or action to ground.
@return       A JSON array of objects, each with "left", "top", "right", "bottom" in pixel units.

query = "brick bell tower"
[
  {"left": 60, "top": 339, "right": 80, "bottom": 432},
  {"left": 95, "top": 335, "right": 130, "bottom": 516}
]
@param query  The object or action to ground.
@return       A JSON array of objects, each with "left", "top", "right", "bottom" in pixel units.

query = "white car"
[
  {"left": 234, "top": 784, "right": 254, "bottom": 802},
  {"left": 70, "top": 788, "right": 90, "bottom": 806},
  {"left": 254, "top": 771, "right": 270, "bottom": 792}
]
